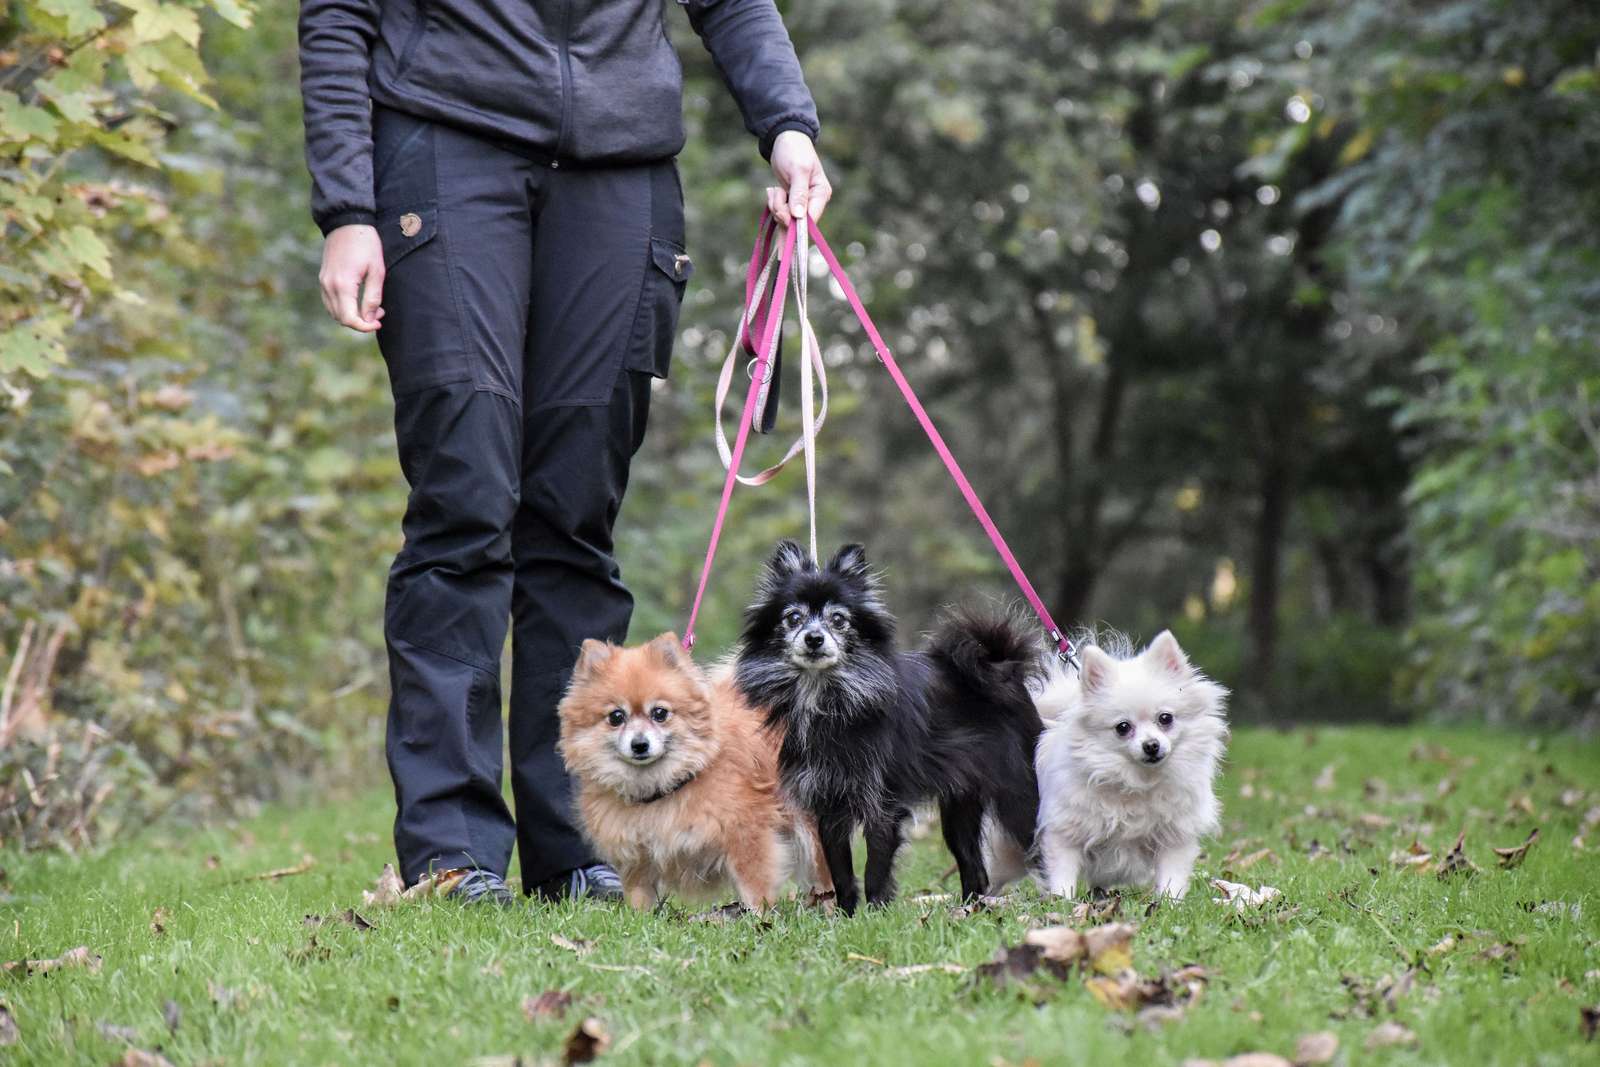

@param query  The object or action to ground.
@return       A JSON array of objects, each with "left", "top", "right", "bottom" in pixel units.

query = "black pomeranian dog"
[{"left": 734, "top": 541, "right": 1045, "bottom": 914}]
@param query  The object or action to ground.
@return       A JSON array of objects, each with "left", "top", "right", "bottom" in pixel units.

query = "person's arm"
[
  {"left": 679, "top": 0, "right": 831, "bottom": 226},
  {"left": 299, "top": 0, "right": 386, "bottom": 331}
]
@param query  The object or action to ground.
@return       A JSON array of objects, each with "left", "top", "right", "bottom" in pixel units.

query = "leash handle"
[
  {"left": 805, "top": 224, "right": 1079, "bottom": 668},
  {"left": 683, "top": 217, "right": 799, "bottom": 652}
]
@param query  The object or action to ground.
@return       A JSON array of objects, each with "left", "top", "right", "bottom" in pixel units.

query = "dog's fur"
[
  {"left": 557, "top": 633, "right": 831, "bottom": 911},
  {"left": 1026, "top": 630, "right": 1229, "bottom": 898},
  {"left": 734, "top": 541, "right": 1045, "bottom": 913}
]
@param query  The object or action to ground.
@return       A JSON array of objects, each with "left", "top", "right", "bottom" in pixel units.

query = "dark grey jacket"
[{"left": 300, "top": 0, "right": 820, "bottom": 234}]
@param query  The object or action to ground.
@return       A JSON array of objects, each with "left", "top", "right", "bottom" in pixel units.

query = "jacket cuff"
[
  {"left": 759, "top": 119, "right": 818, "bottom": 162},
  {"left": 317, "top": 209, "right": 378, "bottom": 236}
]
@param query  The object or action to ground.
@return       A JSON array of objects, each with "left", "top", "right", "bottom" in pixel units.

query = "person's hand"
[
  {"left": 318, "top": 224, "right": 385, "bottom": 333},
  {"left": 767, "top": 129, "right": 832, "bottom": 228}
]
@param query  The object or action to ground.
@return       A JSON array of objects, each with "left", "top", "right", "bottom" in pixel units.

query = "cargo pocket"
[
  {"left": 624, "top": 237, "right": 693, "bottom": 379},
  {"left": 375, "top": 201, "right": 471, "bottom": 397}
]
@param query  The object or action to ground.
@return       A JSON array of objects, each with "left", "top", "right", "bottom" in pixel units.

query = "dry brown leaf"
[
  {"left": 1068, "top": 895, "right": 1123, "bottom": 923},
  {"left": 97, "top": 1021, "right": 139, "bottom": 1042},
  {"left": 1022, "top": 926, "right": 1085, "bottom": 964},
  {"left": 523, "top": 990, "right": 573, "bottom": 1022},
  {"left": 1293, "top": 1030, "right": 1339, "bottom": 1065},
  {"left": 1365, "top": 1021, "right": 1418, "bottom": 1050},
  {"left": 1313, "top": 764, "right": 1337, "bottom": 792},
  {"left": 563, "top": 1017, "right": 610, "bottom": 1065},
  {"left": 111, "top": 1052, "right": 177, "bottom": 1067},
  {"left": 2, "top": 945, "right": 103, "bottom": 977},
  {"left": 363, "top": 863, "right": 406, "bottom": 907},
  {"left": 1493, "top": 827, "right": 1540, "bottom": 869},
  {"left": 1581, "top": 1004, "right": 1598, "bottom": 1042},
  {"left": 1559, "top": 789, "right": 1585, "bottom": 809},
  {"left": 251, "top": 855, "right": 315, "bottom": 881},
  {"left": 149, "top": 908, "right": 169, "bottom": 937},
  {"left": 1426, "top": 935, "right": 1457, "bottom": 957},
  {"left": 1210, "top": 879, "right": 1282, "bottom": 912},
  {"left": 1358, "top": 812, "right": 1392, "bottom": 829},
  {"left": 688, "top": 903, "right": 748, "bottom": 924},
  {"left": 1083, "top": 923, "right": 1137, "bottom": 974},
  {"left": 1088, "top": 965, "right": 1209, "bottom": 1016},
  {"left": 1437, "top": 830, "right": 1478, "bottom": 878},
  {"left": 551, "top": 934, "right": 596, "bottom": 957},
  {"left": 0, "top": 1004, "right": 17, "bottom": 1046},
  {"left": 303, "top": 909, "right": 376, "bottom": 932},
  {"left": 1230, "top": 848, "right": 1282, "bottom": 873},
  {"left": 1390, "top": 839, "right": 1434, "bottom": 873},
  {"left": 203, "top": 854, "right": 221, "bottom": 871}
]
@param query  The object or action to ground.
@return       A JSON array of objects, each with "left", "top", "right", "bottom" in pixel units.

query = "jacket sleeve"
[
  {"left": 299, "top": 0, "right": 381, "bottom": 235},
  {"left": 678, "top": 0, "right": 820, "bottom": 160}
]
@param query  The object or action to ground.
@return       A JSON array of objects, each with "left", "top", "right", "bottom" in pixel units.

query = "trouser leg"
[
  {"left": 371, "top": 107, "right": 535, "bottom": 885},
  {"left": 509, "top": 160, "right": 689, "bottom": 888}
]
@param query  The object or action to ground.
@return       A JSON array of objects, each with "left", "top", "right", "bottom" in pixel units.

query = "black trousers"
[{"left": 371, "top": 106, "right": 690, "bottom": 887}]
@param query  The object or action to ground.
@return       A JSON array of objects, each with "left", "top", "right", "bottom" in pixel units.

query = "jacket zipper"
[{"left": 553, "top": 0, "right": 574, "bottom": 163}]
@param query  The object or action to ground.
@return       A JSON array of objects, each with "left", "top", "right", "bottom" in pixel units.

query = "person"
[{"left": 298, "top": 0, "right": 832, "bottom": 904}]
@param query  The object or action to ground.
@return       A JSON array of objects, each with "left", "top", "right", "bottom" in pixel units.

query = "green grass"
[{"left": 4, "top": 727, "right": 1599, "bottom": 1065}]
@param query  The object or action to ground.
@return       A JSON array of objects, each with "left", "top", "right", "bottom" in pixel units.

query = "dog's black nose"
[
  {"left": 1142, "top": 739, "right": 1162, "bottom": 758},
  {"left": 803, "top": 631, "right": 825, "bottom": 652},
  {"left": 630, "top": 737, "right": 650, "bottom": 756}
]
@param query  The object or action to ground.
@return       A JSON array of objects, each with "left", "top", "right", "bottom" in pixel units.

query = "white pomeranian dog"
[{"left": 1022, "top": 630, "right": 1229, "bottom": 899}]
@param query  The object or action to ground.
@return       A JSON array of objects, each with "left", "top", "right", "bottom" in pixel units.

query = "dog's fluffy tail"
[{"left": 927, "top": 604, "right": 1047, "bottom": 706}]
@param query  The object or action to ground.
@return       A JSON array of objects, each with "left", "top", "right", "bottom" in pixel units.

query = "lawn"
[{"left": 3, "top": 726, "right": 1598, "bottom": 1066}]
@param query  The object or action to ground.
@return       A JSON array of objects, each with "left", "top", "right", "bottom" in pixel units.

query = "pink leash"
[
  {"left": 683, "top": 217, "right": 1079, "bottom": 668},
  {"left": 681, "top": 219, "right": 797, "bottom": 651}
]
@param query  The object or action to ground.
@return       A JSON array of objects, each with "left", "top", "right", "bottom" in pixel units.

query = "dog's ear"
[
  {"left": 1079, "top": 644, "right": 1115, "bottom": 695},
  {"left": 1145, "top": 630, "right": 1189, "bottom": 676},
  {"left": 827, "top": 543, "right": 870, "bottom": 577},
  {"left": 573, "top": 638, "right": 615, "bottom": 679},
  {"left": 647, "top": 631, "right": 685, "bottom": 667},
  {"left": 766, "top": 539, "right": 810, "bottom": 578}
]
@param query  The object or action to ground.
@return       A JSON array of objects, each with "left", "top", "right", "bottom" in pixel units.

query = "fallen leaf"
[
  {"left": 1382, "top": 967, "right": 1419, "bottom": 1012},
  {"left": 1021, "top": 926, "right": 1085, "bottom": 965},
  {"left": 0, "top": 1004, "right": 17, "bottom": 1045},
  {"left": 251, "top": 855, "right": 315, "bottom": 881},
  {"left": 363, "top": 863, "right": 406, "bottom": 907},
  {"left": 1582, "top": 1004, "right": 1599, "bottom": 1041},
  {"left": 97, "top": 1021, "right": 139, "bottom": 1042},
  {"left": 162, "top": 999, "right": 181, "bottom": 1035},
  {"left": 2, "top": 945, "right": 103, "bottom": 976},
  {"left": 203, "top": 854, "right": 221, "bottom": 870},
  {"left": 1087, "top": 964, "right": 1209, "bottom": 1015},
  {"left": 1475, "top": 941, "right": 1520, "bottom": 964},
  {"left": 1365, "top": 1021, "right": 1418, "bottom": 1050},
  {"left": 688, "top": 903, "right": 748, "bottom": 924},
  {"left": 1493, "top": 828, "right": 1540, "bottom": 869},
  {"left": 1210, "top": 880, "right": 1282, "bottom": 912},
  {"left": 207, "top": 981, "right": 237, "bottom": 1009},
  {"left": 1069, "top": 895, "right": 1122, "bottom": 923},
  {"left": 303, "top": 910, "right": 375, "bottom": 931},
  {"left": 1230, "top": 848, "right": 1281, "bottom": 873},
  {"left": 1293, "top": 1030, "right": 1339, "bottom": 1065},
  {"left": 1358, "top": 812, "right": 1392, "bottom": 829},
  {"left": 551, "top": 934, "right": 595, "bottom": 957},
  {"left": 1559, "top": 789, "right": 1585, "bottom": 809},
  {"left": 523, "top": 990, "right": 573, "bottom": 1022},
  {"left": 1390, "top": 840, "right": 1434, "bottom": 873},
  {"left": 1314, "top": 764, "right": 1337, "bottom": 792},
  {"left": 1426, "top": 935, "right": 1457, "bottom": 956},
  {"left": 111, "top": 1052, "right": 176, "bottom": 1067},
  {"left": 149, "top": 908, "right": 169, "bottom": 937},
  {"left": 287, "top": 934, "right": 332, "bottom": 965},
  {"left": 846, "top": 952, "right": 887, "bottom": 966},
  {"left": 1083, "top": 923, "right": 1138, "bottom": 974},
  {"left": 1437, "top": 830, "right": 1478, "bottom": 879},
  {"left": 563, "top": 1017, "right": 610, "bottom": 1065}
]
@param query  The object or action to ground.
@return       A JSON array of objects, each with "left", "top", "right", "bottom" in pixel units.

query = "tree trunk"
[{"left": 1249, "top": 457, "right": 1291, "bottom": 695}]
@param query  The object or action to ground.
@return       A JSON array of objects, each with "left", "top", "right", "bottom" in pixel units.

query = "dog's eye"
[
  {"left": 1156, "top": 711, "right": 1175, "bottom": 728},
  {"left": 606, "top": 708, "right": 626, "bottom": 728},
  {"left": 827, "top": 610, "right": 850, "bottom": 630},
  {"left": 1114, "top": 720, "right": 1133, "bottom": 737},
  {"left": 649, "top": 705, "right": 671, "bottom": 724},
  {"left": 783, "top": 608, "right": 803, "bottom": 628}
]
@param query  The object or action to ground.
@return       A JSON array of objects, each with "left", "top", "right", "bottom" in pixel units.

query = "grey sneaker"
[
  {"left": 441, "top": 868, "right": 515, "bottom": 906},
  {"left": 534, "top": 863, "right": 624, "bottom": 903}
]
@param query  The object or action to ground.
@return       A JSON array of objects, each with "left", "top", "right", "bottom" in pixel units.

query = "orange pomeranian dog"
[{"left": 557, "top": 632, "right": 832, "bottom": 911}]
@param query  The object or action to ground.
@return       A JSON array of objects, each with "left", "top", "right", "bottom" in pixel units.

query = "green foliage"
[
  {"left": 1298, "top": 0, "right": 1600, "bottom": 723},
  {"left": 1, "top": 0, "right": 393, "bottom": 848}
]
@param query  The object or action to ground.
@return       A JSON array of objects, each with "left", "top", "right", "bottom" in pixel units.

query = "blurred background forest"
[{"left": 3, "top": 0, "right": 1597, "bottom": 851}]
